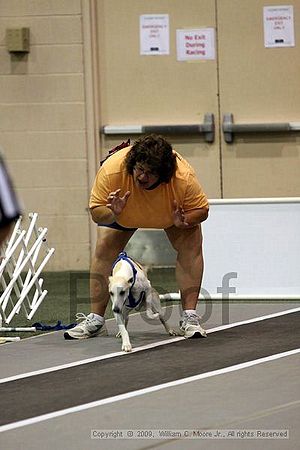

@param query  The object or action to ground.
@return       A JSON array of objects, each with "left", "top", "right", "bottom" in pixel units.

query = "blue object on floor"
[{"left": 32, "top": 321, "right": 76, "bottom": 331}]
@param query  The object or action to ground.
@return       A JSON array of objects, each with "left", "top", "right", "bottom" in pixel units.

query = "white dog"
[{"left": 109, "top": 252, "right": 177, "bottom": 352}]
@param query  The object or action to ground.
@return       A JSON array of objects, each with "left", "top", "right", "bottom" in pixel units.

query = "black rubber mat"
[{"left": 1, "top": 311, "right": 299, "bottom": 427}]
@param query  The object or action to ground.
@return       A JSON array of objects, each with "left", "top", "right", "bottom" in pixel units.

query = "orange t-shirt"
[{"left": 89, "top": 147, "right": 209, "bottom": 229}]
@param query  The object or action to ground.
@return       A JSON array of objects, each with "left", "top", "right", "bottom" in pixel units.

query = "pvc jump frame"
[
  {"left": 0, "top": 213, "right": 55, "bottom": 333},
  {"left": 159, "top": 196, "right": 300, "bottom": 302}
]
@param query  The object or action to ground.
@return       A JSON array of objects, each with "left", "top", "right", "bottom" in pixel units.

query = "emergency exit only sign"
[{"left": 176, "top": 28, "right": 215, "bottom": 61}]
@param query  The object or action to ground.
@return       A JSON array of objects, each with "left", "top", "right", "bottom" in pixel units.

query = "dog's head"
[{"left": 108, "top": 275, "right": 134, "bottom": 313}]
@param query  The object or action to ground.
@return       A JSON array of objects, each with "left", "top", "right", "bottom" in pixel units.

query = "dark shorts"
[{"left": 97, "top": 222, "right": 137, "bottom": 232}]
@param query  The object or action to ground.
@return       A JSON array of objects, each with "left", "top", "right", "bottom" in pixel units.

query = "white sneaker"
[
  {"left": 179, "top": 312, "right": 207, "bottom": 339},
  {"left": 64, "top": 313, "right": 107, "bottom": 340}
]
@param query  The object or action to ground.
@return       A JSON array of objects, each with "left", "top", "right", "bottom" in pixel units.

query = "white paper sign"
[
  {"left": 263, "top": 5, "right": 295, "bottom": 47},
  {"left": 176, "top": 28, "right": 215, "bottom": 61},
  {"left": 140, "top": 14, "right": 169, "bottom": 55}
]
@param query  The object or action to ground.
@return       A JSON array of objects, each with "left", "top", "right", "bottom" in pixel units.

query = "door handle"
[
  {"left": 223, "top": 113, "right": 300, "bottom": 143},
  {"left": 102, "top": 113, "right": 215, "bottom": 143}
]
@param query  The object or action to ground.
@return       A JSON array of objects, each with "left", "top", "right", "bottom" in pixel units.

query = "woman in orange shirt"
[{"left": 65, "top": 135, "right": 209, "bottom": 340}]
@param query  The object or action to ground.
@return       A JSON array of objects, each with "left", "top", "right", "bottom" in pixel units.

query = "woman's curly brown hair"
[{"left": 125, "top": 134, "right": 177, "bottom": 183}]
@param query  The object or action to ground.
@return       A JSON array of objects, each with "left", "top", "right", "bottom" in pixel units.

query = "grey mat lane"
[
  {"left": 1, "top": 354, "right": 298, "bottom": 450},
  {"left": 1, "top": 302, "right": 299, "bottom": 379},
  {"left": 1, "top": 311, "right": 299, "bottom": 427}
]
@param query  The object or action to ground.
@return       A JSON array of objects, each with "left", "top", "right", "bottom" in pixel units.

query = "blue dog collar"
[{"left": 112, "top": 251, "right": 137, "bottom": 284}]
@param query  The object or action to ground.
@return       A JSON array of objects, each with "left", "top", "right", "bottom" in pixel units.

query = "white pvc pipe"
[
  {"left": 0, "top": 230, "right": 26, "bottom": 275},
  {"left": 0, "top": 337, "right": 21, "bottom": 342},
  {"left": 0, "top": 231, "right": 27, "bottom": 310},
  {"left": 209, "top": 197, "right": 300, "bottom": 205},
  {"left": 159, "top": 293, "right": 300, "bottom": 300},
  {"left": 0, "top": 328, "right": 36, "bottom": 332},
  {"left": 31, "top": 278, "right": 44, "bottom": 309},
  {"left": 27, "top": 290, "right": 48, "bottom": 320},
  {"left": 289, "top": 122, "right": 300, "bottom": 130},
  {"left": 14, "top": 213, "right": 38, "bottom": 273},
  {"left": 4, "top": 216, "right": 22, "bottom": 255}
]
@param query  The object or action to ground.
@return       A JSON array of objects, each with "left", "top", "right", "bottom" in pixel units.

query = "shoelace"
[
  {"left": 183, "top": 312, "right": 202, "bottom": 325},
  {"left": 75, "top": 312, "right": 94, "bottom": 323}
]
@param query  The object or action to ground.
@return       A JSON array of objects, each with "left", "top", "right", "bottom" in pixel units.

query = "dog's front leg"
[
  {"left": 114, "top": 312, "right": 132, "bottom": 352},
  {"left": 159, "top": 316, "right": 178, "bottom": 336}
]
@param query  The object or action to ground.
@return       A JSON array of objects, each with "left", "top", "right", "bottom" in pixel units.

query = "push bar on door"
[
  {"left": 101, "top": 113, "right": 215, "bottom": 143},
  {"left": 223, "top": 113, "right": 300, "bottom": 143}
]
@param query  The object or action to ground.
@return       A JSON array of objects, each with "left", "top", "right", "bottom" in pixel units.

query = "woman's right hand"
[{"left": 106, "top": 189, "right": 131, "bottom": 217}]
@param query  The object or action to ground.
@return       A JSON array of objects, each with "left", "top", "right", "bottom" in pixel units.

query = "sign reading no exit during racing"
[{"left": 176, "top": 28, "right": 215, "bottom": 61}]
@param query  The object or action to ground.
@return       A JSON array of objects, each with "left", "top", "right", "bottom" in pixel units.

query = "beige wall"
[
  {"left": 0, "top": 0, "right": 97, "bottom": 270},
  {"left": 1, "top": 0, "right": 299, "bottom": 271}
]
